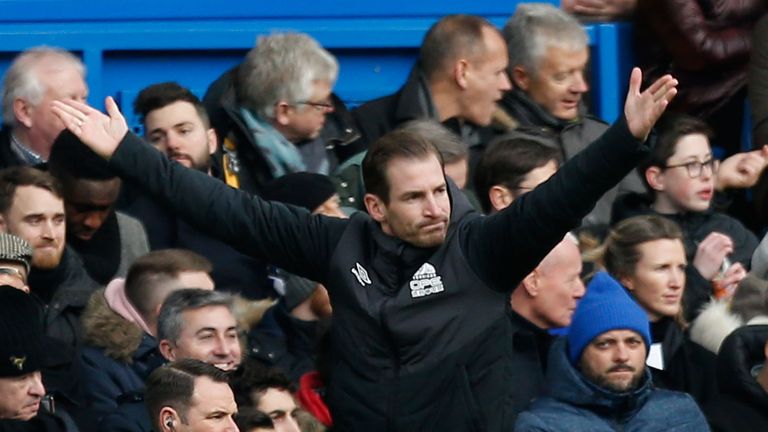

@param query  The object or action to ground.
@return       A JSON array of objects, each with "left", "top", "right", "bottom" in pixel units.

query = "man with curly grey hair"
[{"left": 0, "top": 46, "right": 88, "bottom": 168}]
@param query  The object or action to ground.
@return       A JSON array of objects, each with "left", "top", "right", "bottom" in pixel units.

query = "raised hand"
[
  {"left": 692, "top": 232, "right": 734, "bottom": 280},
  {"left": 51, "top": 96, "right": 128, "bottom": 159},
  {"left": 716, "top": 145, "right": 768, "bottom": 191},
  {"left": 624, "top": 67, "right": 678, "bottom": 141}
]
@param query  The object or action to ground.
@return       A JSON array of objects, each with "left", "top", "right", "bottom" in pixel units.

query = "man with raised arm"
[{"left": 52, "top": 68, "right": 676, "bottom": 432}]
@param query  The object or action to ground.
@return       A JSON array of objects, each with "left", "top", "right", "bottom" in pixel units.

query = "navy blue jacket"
[{"left": 515, "top": 338, "right": 710, "bottom": 431}]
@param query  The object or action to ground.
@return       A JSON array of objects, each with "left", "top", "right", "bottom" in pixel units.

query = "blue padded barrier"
[{"left": 0, "top": 1, "right": 634, "bottom": 132}]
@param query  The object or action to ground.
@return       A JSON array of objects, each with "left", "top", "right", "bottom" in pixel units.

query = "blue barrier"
[{"left": 0, "top": 1, "right": 633, "bottom": 131}]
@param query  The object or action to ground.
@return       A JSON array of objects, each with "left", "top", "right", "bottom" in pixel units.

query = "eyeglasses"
[
  {"left": 295, "top": 100, "right": 334, "bottom": 113},
  {"left": 663, "top": 158, "right": 719, "bottom": 178}
]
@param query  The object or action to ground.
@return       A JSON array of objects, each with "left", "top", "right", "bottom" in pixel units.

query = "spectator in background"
[
  {"left": 128, "top": 82, "right": 273, "bottom": 299},
  {"left": 79, "top": 250, "right": 214, "bottom": 422},
  {"left": 229, "top": 360, "right": 303, "bottom": 432},
  {"left": 498, "top": 3, "right": 645, "bottom": 229},
  {"left": 0, "top": 232, "right": 33, "bottom": 293},
  {"left": 100, "top": 289, "right": 247, "bottom": 432},
  {"left": 144, "top": 360, "right": 237, "bottom": 432},
  {"left": 599, "top": 215, "right": 718, "bottom": 405},
  {"left": 612, "top": 114, "right": 756, "bottom": 321},
  {"left": 0, "top": 47, "right": 88, "bottom": 168},
  {"left": 48, "top": 130, "right": 149, "bottom": 285},
  {"left": 474, "top": 137, "right": 560, "bottom": 214},
  {"left": 202, "top": 33, "right": 355, "bottom": 194},
  {"left": 0, "top": 286, "right": 66, "bottom": 432},
  {"left": 505, "top": 233, "right": 585, "bottom": 423},
  {"left": 0, "top": 166, "right": 99, "bottom": 347},
  {"left": 705, "top": 325, "right": 768, "bottom": 432},
  {"left": 515, "top": 272, "right": 709, "bottom": 431},
  {"left": 635, "top": 0, "right": 765, "bottom": 156},
  {"left": 352, "top": 14, "right": 510, "bottom": 169}
]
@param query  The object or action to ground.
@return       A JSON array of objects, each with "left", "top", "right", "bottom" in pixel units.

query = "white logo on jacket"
[
  {"left": 410, "top": 263, "right": 444, "bottom": 298},
  {"left": 351, "top": 263, "right": 372, "bottom": 286}
]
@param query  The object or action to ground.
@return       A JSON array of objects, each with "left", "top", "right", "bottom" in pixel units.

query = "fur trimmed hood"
[
  {"left": 690, "top": 299, "right": 768, "bottom": 354},
  {"left": 81, "top": 288, "right": 144, "bottom": 363}
]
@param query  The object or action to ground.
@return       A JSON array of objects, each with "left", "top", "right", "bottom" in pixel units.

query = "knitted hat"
[
  {"left": 567, "top": 272, "right": 651, "bottom": 365},
  {"left": 0, "top": 233, "right": 33, "bottom": 274},
  {"left": 261, "top": 172, "right": 336, "bottom": 212},
  {"left": 0, "top": 286, "right": 45, "bottom": 377}
]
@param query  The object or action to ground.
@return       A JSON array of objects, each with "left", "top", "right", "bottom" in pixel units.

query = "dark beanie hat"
[
  {"left": 260, "top": 172, "right": 336, "bottom": 212},
  {"left": 0, "top": 286, "right": 45, "bottom": 377},
  {"left": 567, "top": 272, "right": 651, "bottom": 365}
]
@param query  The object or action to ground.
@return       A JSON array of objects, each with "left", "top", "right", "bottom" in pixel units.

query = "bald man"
[{"left": 506, "top": 234, "right": 586, "bottom": 423}]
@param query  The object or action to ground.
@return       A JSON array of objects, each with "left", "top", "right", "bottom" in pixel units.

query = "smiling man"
[{"left": 515, "top": 272, "right": 708, "bottom": 431}]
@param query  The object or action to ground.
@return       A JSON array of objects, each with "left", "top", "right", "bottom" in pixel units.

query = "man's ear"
[
  {"left": 273, "top": 102, "right": 292, "bottom": 126},
  {"left": 645, "top": 166, "right": 665, "bottom": 192},
  {"left": 364, "top": 193, "right": 387, "bottom": 223},
  {"left": 159, "top": 407, "right": 179, "bottom": 432},
  {"left": 522, "top": 269, "right": 539, "bottom": 297},
  {"left": 489, "top": 185, "right": 514, "bottom": 212},
  {"left": 0, "top": 214, "right": 7, "bottom": 232},
  {"left": 158, "top": 340, "right": 176, "bottom": 361},
  {"left": 13, "top": 98, "right": 34, "bottom": 129},
  {"left": 206, "top": 128, "right": 218, "bottom": 155},
  {"left": 454, "top": 59, "right": 470, "bottom": 90},
  {"left": 511, "top": 66, "right": 530, "bottom": 91}
]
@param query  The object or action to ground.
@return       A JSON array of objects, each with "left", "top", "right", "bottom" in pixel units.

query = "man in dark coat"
[
  {"left": 705, "top": 325, "right": 768, "bottom": 432},
  {"left": 52, "top": 65, "right": 676, "bottom": 431},
  {"left": 515, "top": 272, "right": 709, "bottom": 431}
]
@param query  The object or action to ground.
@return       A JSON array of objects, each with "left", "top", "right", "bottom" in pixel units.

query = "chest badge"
[
  {"left": 351, "top": 263, "right": 372, "bottom": 287},
  {"left": 410, "top": 263, "right": 445, "bottom": 298}
]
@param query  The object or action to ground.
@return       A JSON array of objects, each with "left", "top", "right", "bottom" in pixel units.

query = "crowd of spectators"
[{"left": 2, "top": 2, "right": 768, "bottom": 431}]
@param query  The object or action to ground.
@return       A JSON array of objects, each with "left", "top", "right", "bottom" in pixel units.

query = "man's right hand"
[{"left": 51, "top": 96, "right": 128, "bottom": 160}]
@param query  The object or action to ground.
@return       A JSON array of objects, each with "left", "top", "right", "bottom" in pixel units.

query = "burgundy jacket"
[{"left": 635, "top": 0, "right": 765, "bottom": 118}]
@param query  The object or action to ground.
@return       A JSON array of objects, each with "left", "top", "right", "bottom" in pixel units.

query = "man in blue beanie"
[{"left": 515, "top": 272, "right": 709, "bottom": 431}]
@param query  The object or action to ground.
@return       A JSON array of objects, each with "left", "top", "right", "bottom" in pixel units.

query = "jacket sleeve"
[
  {"left": 107, "top": 133, "right": 347, "bottom": 284},
  {"left": 513, "top": 412, "right": 553, "bottom": 432},
  {"left": 463, "top": 116, "right": 651, "bottom": 292},
  {"left": 637, "top": 0, "right": 754, "bottom": 70}
]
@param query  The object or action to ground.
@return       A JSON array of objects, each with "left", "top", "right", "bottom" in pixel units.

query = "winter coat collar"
[
  {"left": 545, "top": 337, "right": 653, "bottom": 422},
  {"left": 81, "top": 288, "right": 149, "bottom": 363}
]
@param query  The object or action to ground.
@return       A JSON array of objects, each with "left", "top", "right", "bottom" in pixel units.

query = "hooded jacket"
[
  {"left": 515, "top": 338, "right": 709, "bottom": 431},
  {"left": 611, "top": 192, "right": 758, "bottom": 321},
  {"left": 79, "top": 289, "right": 164, "bottom": 422},
  {"left": 105, "top": 114, "right": 650, "bottom": 431},
  {"left": 705, "top": 325, "right": 768, "bottom": 432}
]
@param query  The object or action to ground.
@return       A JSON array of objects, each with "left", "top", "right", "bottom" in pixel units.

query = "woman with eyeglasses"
[
  {"left": 610, "top": 113, "right": 756, "bottom": 322},
  {"left": 596, "top": 214, "right": 718, "bottom": 406}
]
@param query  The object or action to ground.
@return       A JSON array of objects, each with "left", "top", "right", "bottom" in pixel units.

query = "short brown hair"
[
  {"left": 145, "top": 359, "right": 229, "bottom": 430},
  {"left": 125, "top": 249, "right": 213, "bottom": 318},
  {"left": 419, "top": 15, "right": 498, "bottom": 81},
  {"left": 362, "top": 129, "right": 443, "bottom": 204},
  {"left": 0, "top": 166, "right": 63, "bottom": 214}
]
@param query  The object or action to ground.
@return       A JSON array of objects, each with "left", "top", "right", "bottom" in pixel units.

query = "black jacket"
[
  {"left": 0, "top": 128, "right": 26, "bottom": 170},
  {"left": 612, "top": 192, "right": 758, "bottom": 320},
  {"left": 649, "top": 318, "right": 717, "bottom": 405},
  {"left": 506, "top": 310, "right": 553, "bottom": 424},
  {"left": 705, "top": 325, "right": 768, "bottom": 432},
  {"left": 105, "top": 115, "right": 650, "bottom": 431}
]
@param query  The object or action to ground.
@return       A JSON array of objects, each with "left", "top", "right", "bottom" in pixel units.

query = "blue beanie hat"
[{"left": 567, "top": 271, "right": 651, "bottom": 365}]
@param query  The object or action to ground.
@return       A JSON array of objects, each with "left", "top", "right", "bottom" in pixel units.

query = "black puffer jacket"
[{"left": 705, "top": 325, "right": 768, "bottom": 432}]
